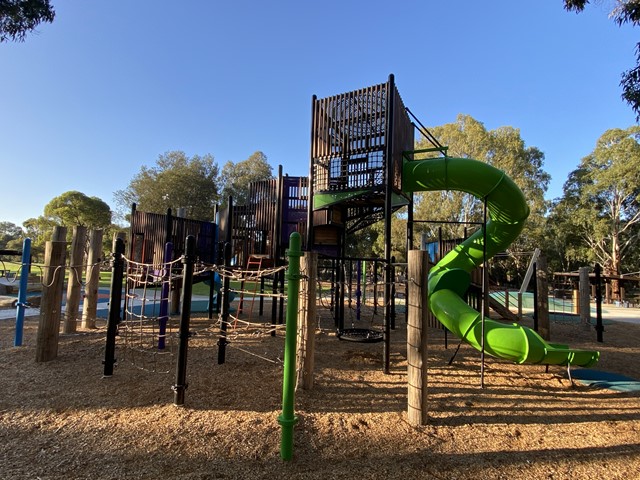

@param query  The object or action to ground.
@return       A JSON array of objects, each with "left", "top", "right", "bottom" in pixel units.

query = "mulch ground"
[{"left": 1, "top": 307, "right": 639, "bottom": 480}]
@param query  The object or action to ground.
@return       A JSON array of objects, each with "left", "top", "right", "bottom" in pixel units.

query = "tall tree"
[
  {"left": 0, "top": 221, "right": 24, "bottom": 251},
  {"left": 44, "top": 191, "right": 111, "bottom": 228},
  {"left": 564, "top": 0, "right": 640, "bottom": 119},
  {"left": 22, "top": 215, "right": 57, "bottom": 260},
  {"left": 19, "top": 191, "right": 112, "bottom": 260},
  {"left": 114, "top": 151, "right": 220, "bottom": 221},
  {"left": 219, "top": 151, "right": 274, "bottom": 206},
  {"left": 0, "top": 0, "right": 55, "bottom": 42},
  {"left": 410, "top": 114, "right": 550, "bottom": 283},
  {"left": 551, "top": 126, "right": 640, "bottom": 294},
  {"left": 414, "top": 115, "right": 549, "bottom": 234}
]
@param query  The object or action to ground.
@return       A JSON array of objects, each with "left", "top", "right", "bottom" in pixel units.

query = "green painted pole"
[{"left": 278, "top": 232, "right": 301, "bottom": 461}]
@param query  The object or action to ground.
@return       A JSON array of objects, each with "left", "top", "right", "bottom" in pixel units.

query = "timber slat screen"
[
  {"left": 232, "top": 179, "right": 277, "bottom": 268},
  {"left": 231, "top": 176, "right": 308, "bottom": 267},
  {"left": 129, "top": 208, "right": 217, "bottom": 266},
  {"left": 281, "top": 176, "right": 308, "bottom": 249},
  {"left": 310, "top": 78, "right": 413, "bottom": 230}
]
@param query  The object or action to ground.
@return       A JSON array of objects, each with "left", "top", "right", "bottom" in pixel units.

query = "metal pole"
[
  {"left": 158, "top": 242, "right": 173, "bottom": 350},
  {"left": 532, "top": 263, "right": 539, "bottom": 332},
  {"left": 391, "top": 256, "right": 396, "bottom": 330},
  {"left": 356, "top": 260, "right": 362, "bottom": 322},
  {"left": 103, "top": 238, "right": 125, "bottom": 377},
  {"left": 173, "top": 235, "right": 196, "bottom": 406},
  {"left": 278, "top": 232, "right": 301, "bottom": 461},
  {"left": 219, "top": 197, "right": 233, "bottom": 358},
  {"left": 595, "top": 263, "right": 604, "bottom": 342},
  {"left": 382, "top": 74, "right": 396, "bottom": 374},
  {"left": 480, "top": 198, "right": 487, "bottom": 389},
  {"left": 217, "top": 241, "right": 232, "bottom": 364},
  {"left": 14, "top": 238, "right": 31, "bottom": 347}
]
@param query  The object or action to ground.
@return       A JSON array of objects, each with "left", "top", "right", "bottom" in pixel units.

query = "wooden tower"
[{"left": 306, "top": 75, "right": 414, "bottom": 372}]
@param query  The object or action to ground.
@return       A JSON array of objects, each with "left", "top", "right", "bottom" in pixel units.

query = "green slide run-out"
[{"left": 403, "top": 157, "right": 599, "bottom": 367}]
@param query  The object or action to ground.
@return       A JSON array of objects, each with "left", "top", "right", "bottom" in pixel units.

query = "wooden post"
[
  {"left": 407, "top": 250, "right": 429, "bottom": 426},
  {"left": 64, "top": 226, "right": 87, "bottom": 333},
  {"left": 579, "top": 267, "right": 591, "bottom": 330},
  {"left": 36, "top": 226, "right": 68, "bottom": 362},
  {"left": 535, "top": 254, "right": 550, "bottom": 340},
  {"left": 572, "top": 288, "right": 580, "bottom": 314},
  {"left": 82, "top": 229, "right": 103, "bottom": 329},
  {"left": 297, "top": 251, "right": 318, "bottom": 390}
]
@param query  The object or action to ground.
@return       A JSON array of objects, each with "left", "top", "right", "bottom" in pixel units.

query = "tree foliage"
[
  {"left": 44, "top": 191, "right": 111, "bottom": 228},
  {"left": 17, "top": 191, "right": 113, "bottom": 260},
  {"left": 0, "top": 0, "right": 55, "bottom": 42},
  {"left": 219, "top": 151, "right": 274, "bottom": 206},
  {"left": 359, "top": 114, "right": 550, "bottom": 278},
  {"left": 414, "top": 115, "right": 549, "bottom": 250},
  {"left": 0, "top": 221, "right": 25, "bottom": 251},
  {"left": 114, "top": 151, "right": 220, "bottom": 222},
  {"left": 406, "top": 114, "right": 551, "bottom": 283},
  {"left": 21, "top": 215, "right": 57, "bottom": 260},
  {"left": 564, "top": 0, "right": 640, "bottom": 120},
  {"left": 549, "top": 126, "right": 640, "bottom": 278}
]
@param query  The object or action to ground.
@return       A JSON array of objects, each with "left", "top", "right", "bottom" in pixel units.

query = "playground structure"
[
  {"left": 117, "top": 78, "right": 602, "bottom": 401},
  {"left": 6, "top": 74, "right": 637, "bottom": 462},
  {"left": 4, "top": 75, "right": 606, "bottom": 372}
]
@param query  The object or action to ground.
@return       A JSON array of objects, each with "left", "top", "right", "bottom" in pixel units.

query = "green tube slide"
[{"left": 403, "top": 157, "right": 599, "bottom": 367}]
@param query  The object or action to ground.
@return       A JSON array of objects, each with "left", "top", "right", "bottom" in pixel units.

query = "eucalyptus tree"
[
  {"left": 412, "top": 114, "right": 550, "bottom": 281},
  {"left": 0, "top": 0, "right": 55, "bottom": 42},
  {"left": 219, "top": 151, "right": 274, "bottom": 206},
  {"left": 551, "top": 126, "right": 640, "bottom": 291},
  {"left": 114, "top": 151, "right": 220, "bottom": 222},
  {"left": 0, "top": 221, "right": 25, "bottom": 251}
]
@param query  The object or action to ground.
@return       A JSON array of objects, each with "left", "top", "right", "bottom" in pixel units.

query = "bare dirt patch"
[{"left": 1, "top": 311, "right": 639, "bottom": 480}]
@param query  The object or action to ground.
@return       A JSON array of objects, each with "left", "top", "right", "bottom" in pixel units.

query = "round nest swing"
[{"left": 336, "top": 328, "right": 384, "bottom": 343}]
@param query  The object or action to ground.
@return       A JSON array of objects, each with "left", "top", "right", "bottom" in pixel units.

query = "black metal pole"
[
  {"left": 278, "top": 268, "right": 285, "bottom": 325},
  {"left": 372, "top": 260, "right": 378, "bottom": 315},
  {"left": 219, "top": 197, "right": 233, "bottom": 351},
  {"left": 103, "top": 238, "right": 125, "bottom": 377},
  {"left": 480, "top": 198, "right": 488, "bottom": 389},
  {"left": 215, "top": 240, "right": 223, "bottom": 315},
  {"left": 173, "top": 235, "right": 196, "bottom": 406},
  {"left": 306, "top": 95, "right": 317, "bottom": 252},
  {"left": 595, "top": 263, "right": 604, "bottom": 342},
  {"left": 382, "top": 73, "right": 395, "bottom": 374},
  {"left": 218, "top": 241, "right": 232, "bottom": 363},
  {"left": 272, "top": 168, "right": 284, "bottom": 331},
  {"left": 337, "top": 258, "right": 345, "bottom": 331},
  {"left": 390, "top": 256, "right": 396, "bottom": 330},
  {"left": 532, "top": 262, "right": 539, "bottom": 332}
]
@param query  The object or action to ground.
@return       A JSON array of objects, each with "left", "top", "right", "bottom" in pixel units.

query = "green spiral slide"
[{"left": 403, "top": 157, "right": 599, "bottom": 367}]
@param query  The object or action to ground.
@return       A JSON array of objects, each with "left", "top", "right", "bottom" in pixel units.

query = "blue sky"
[{"left": 1, "top": 1, "right": 637, "bottom": 226}]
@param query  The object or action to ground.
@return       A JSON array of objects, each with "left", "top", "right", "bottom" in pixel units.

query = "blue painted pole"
[{"left": 14, "top": 238, "right": 31, "bottom": 347}]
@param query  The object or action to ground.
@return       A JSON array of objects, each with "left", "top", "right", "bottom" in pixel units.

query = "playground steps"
[{"left": 488, "top": 295, "right": 520, "bottom": 323}]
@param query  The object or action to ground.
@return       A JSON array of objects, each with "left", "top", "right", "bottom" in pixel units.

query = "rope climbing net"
[{"left": 116, "top": 254, "right": 291, "bottom": 373}]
